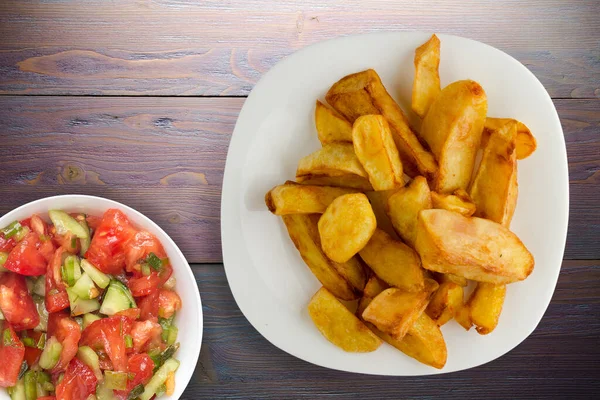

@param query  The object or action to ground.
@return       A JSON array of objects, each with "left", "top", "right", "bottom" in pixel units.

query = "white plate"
[
  {"left": 221, "top": 32, "right": 569, "bottom": 375},
  {"left": 0, "top": 195, "right": 202, "bottom": 398}
]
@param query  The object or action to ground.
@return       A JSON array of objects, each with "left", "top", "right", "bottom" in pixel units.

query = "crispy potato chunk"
[
  {"left": 454, "top": 304, "right": 473, "bottom": 331},
  {"left": 365, "top": 190, "right": 398, "bottom": 238},
  {"left": 282, "top": 214, "right": 360, "bottom": 300},
  {"left": 296, "top": 143, "right": 367, "bottom": 181},
  {"left": 415, "top": 209, "right": 534, "bottom": 284},
  {"left": 412, "top": 34, "right": 441, "bottom": 118},
  {"left": 483, "top": 118, "right": 537, "bottom": 160},
  {"left": 299, "top": 174, "right": 373, "bottom": 191},
  {"left": 386, "top": 176, "right": 431, "bottom": 247},
  {"left": 308, "top": 287, "right": 382, "bottom": 352},
  {"left": 470, "top": 120, "right": 518, "bottom": 227},
  {"left": 315, "top": 100, "right": 353, "bottom": 144},
  {"left": 469, "top": 282, "right": 506, "bottom": 335},
  {"left": 435, "top": 272, "right": 468, "bottom": 287},
  {"left": 352, "top": 115, "right": 404, "bottom": 190},
  {"left": 431, "top": 190, "right": 476, "bottom": 217},
  {"left": 326, "top": 69, "right": 437, "bottom": 178},
  {"left": 420, "top": 80, "right": 488, "bottom": 193},
  {"left": 359, "top": 229, "right": 424, "bottom": 292},
  {"left": 362, "top": 287, "right": 432, "bottom": 341},
  {"left": 425, "top": 282, "right": 464, "bottom": 326},
  {"left": 318, "top": 193, "right": 377, "bottom": 263},
  {"left": 363, "top": 275, "right": 390, "bottom": 298},
  {"left": 265, "top": 182, "right": 357, "bottom": 215}
]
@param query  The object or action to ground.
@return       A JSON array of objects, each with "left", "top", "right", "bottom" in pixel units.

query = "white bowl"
[
  {"left": 0, "top": 195, "right": 202, "bottom": 399},
  {"left": 221, "top": 32, "right": 569, "bottom": 375}
]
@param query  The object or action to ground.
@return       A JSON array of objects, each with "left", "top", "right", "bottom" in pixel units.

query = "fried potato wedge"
[
  {"left": 352, "top": 115, "right": 404, "bottom": 190},
  {"left": 431, "top": 190, "right": 476, "bottom": 217},
  {"left": 326, "top": 69, "right": 437, "bottom": 178},
  {"left": 421, "top": 80, "right": 487, "bottom": 193},
  {"left": 308, "top": 287, "right": 382, "bottom": 352},
  {"left": 386, "top": 176, "right": 431, "bottom": 247},
  {"left": 469, "top": 282, "right": 506, "bottom": 335},
  {"left": 265, "top": 182, "right": 357, "bottom": 215},
  {"left": 362, "top": 287, "right": 432, "bottom": 341},
  {"left": 412, "top": 34, "right": 441, "bottom": 118},
  {"left": 315, "top": 100, "right": 353, "bottom": 144},
  {"left": 318, "top": 193, "right": 377, "bottom": 263},
  {"left": 296, "top": 143, "right": 367, "bottom": 181},
  {"left": 300, "top": 174, "right": 373, "bottom": 191},
  {"left": 435, "top": 272, "right": 468, "bottom": 287},
  {"left": 425, "top": 282, "right": 464, "bottom": 326},
  {"left": 415, "top": 209, "right": 534, "bottom": 284},
  {"left": 363, "top": 275, "right": 390, "bottom": 298},
  {"left": 365, "top": 190, "right": 398, "bottom": 238},
  {"left": 470, "top": 120, "right": 518, "bottom": 227},
  {"left": 359, "top": 229, "right": 424, "bottom": 292},
  {"left": 454, "top": 304, "right": 473, "bottom": 331},
  {"left": 483, "top": 117, "right": 537, "bottom": 159},
  {"left": 282, "top": 214, "right": 360, "bottom": 300}
]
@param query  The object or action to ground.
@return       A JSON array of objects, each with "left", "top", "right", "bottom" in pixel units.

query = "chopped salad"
[{"left": 0, "top": 209, "right": 182, "bottom": 400}]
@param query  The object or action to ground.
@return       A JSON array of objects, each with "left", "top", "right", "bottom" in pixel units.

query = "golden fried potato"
[
  {"left": 468, "top": 282, "right": 506, "bottom": 335},
  {"left": 318, "top": 193, "right": 377, "bottom": 263},
  {"left": 483, "top": 118, "right": 537, "bottom": 159},
  {"left": 308, "top": 287, "right": 382, "bottom": 352},
  {"left": 412, "top": 34, "right": 441, "bottom": 118},
  {"left": 425, "top": 282, "right": 464, "bottom": 326},
  {"left": 365, "top": 190, "right": 398, "bottom": 238},
  {"left": 435, "top": 272, "right": 468, "bottom": 287},
  {"left": 352, "top": 115, "right": 404, "bottom": 190},
  {"left": 296, "top": 143, "right": 367, "bottom": 182},
  {"left": 359, "top": 229, "right": 424, "bottom": 292},
  {"left": 315, "top": 100, "right": 353, "bottom": 144},
  {"left": 362, "top": 287, "right": 432, "bottom": 341},
  {"left": 431, "top": 190, "right": 476, "bottom": 217},
  {"left": 265, "top": 182, "right": 357, "bottom": 215},
  {"left": 420, "top": 80, "right": 488, "bottom": 193},
  {"left": 386, "top": 176, "right": 431, "bottom": 247},
  {"left": 470, "top": 120, "right": 518, "bottom": 227},
  {"left": 325, "top": 69, "right": 437, "bottom": 178},
  {"left": 454, "top": 304, "right": 473, "bottom": 331},
  {"left": 363, "top": 275, "right": 389, "bottom": 298},
  {"left": 300, "top": 174, "right": 373, "bottom": 191},
  {"left": 415, "top": 209, "right": 534, "bottom": 284},
  {"left": 282, "top": 214, "right": 360, "bottom": 300}
]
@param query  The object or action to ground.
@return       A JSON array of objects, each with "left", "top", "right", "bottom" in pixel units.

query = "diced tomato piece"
[
  {"left": 85, "top": 209, "right": 137, "bottom": 275},
  {"left": 45, "top": 247, "right": 69, "bottom": 313},
  {"left": 22, "top": 330, "right": 43, "bottom": 367},
  {"left": 115, "top": 308, "right": 141, "bottom": 320},
  {"left": 85, "top": 215, "right": 102, "bottom": 231},
  {"left": 130, "top": 320, "right": 162, "bottom": 354},
  {"left": 47, "top": 311, "right": 81, "bottom": 373},
  {"left": 0, "top": 322, "right": 25, "bottom": 387},
  {"left": 114, "top": 353, "right": 155, "bottom": 398},
  {"left": 158, "top": 289, "right": 182, "bottom": 319},
  {"left": 38, "top": 238, "right": 56, "bottom": 263},
  {"left": 0, "top": 273, "right": 40, "bottom": 330},
  {"left": 30, "top": 215, "right": 48, "bottom": 236},
  {"left": 55, "top": 357, "right": 97, "bottom": 400},
  {"left": 37, "top": 397, "right": 56, "bottom": 400},
  {"left": 80, "top": 316, "right": 133, "bottom": 372},
  {"left": 3, "top": 232, "right": 49, "bottom": 276},
  {"left": 19, "top": 218, "right": 32, "bottom": 229},
  {"left": 124, "top": 231, "right": 167, "bottom": 272},
  {"left": 0, "top": 233, "right": 15, "bottom": 253},
  {"left": 137, "top": 291, "right": 160, "bottom": 321},
  {"left": 127, "top": 263, "right": 173, "bottom": 297},
  {"left": 52, "top": 231, "right": 79, "bottom": 255}
]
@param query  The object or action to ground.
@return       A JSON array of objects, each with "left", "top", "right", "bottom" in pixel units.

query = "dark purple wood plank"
[
  {"left": 0, "top": 97, "right": 598, "bottom": 261},
  {"left": 0, "top": 0, "right": 598, "bottom": 97},
  {"left": 188, "top": 260, "right": 599, "bottom": 398}
]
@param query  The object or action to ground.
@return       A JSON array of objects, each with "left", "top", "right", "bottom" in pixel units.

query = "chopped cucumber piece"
[
  {"left": 78, "top": 219, "right": 91, "bottom": 256},
  {"left": 39, "top": 336, "right": 62, "bottom": 370},
  {"left": 32, "top": 276, "right": 45, "bottom": 297},
  {"left": 22, "top": 337, "right": 36, "bottom": 347},
  {"left": 104, "top": 371, "right": 128, "bottom": 390},
  {"left": 0, "top": 251, "right": 8, "bottom": 271},
  {"left": 9, "top": 379, "right": 26, "bottom": 400},
  {"left": 165, "top": 326, "right": 178, "bottom": 346},
  {"left": 62, "top": 255, "right": 81, "bottom": 287},
  {"left": 33, "top": 295, "right": 48, "bottom": 332},
  {"left": 77, "top": 346, "right": 103, "bottom": 381},
  {"left": 99, "top": 280, "right": 136, "bottom": 316},
  {"left": 42, "top": 382, "right": 54, "bottom": 392},
  {"left": 71, "top": 273, "right": 98, "bottom": 300},
  {"left": 95, "top": 380, "right": 117, "bottom": 400},
  {"left": 141, "top": 263, "right": 151, "bottom": 276},
  {"left": 149, "top": 343, "right": 179, "bottom": 372},
  {"left": 23, "top": 371, "right": 37, "bottom": 400},
  {"left": 66, "top": 288, "right": 100, "bottom": 316},
  {"left": 139, "top": 358, "right": 180, "bottom": 400},
  {"left": 2, "top": 221, "right": 22, "bottom": 239},
  {"left": 124, "top": 334, "right": 133, "bottom": 349},
  {"left": 127, "top": 384, "right": 144, "bottom": 400},
  {"left": 0, "top": 309, "right": 4, "bottom": 320},
  {"left": 14, "top": 226, "right": 30, "bottom": 242},
  {"left": 82, "top": 313, "right": 101, "bottom": 329},
  {"left": 35, "top": 382, "right": 48, "bottom": 398},
  {"left": 163, "top": 276, "right": 176, "bottom": 290},
  {"left": 80, "top": 259, "right": 110, "bottom": 289},
  {"left": 48, "top": 210, "right": 90, "bottom": 239}
]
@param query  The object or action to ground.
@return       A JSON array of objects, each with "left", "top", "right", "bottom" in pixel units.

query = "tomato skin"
[
  {"left": 115, "top": 308, "right": 141, "bottom": 320},
  {"left": 158, "top": 289, "right": 182, "bottom": 319},
  {"left": 55, "top": 357, "right": 97, "bottom": 400},
  {"left": 130, "top": 320, "right": 162, "bottom": 354},
  {"left": 80, "top": 316, "right": 133, "bottom": 372},
  {"left": 114, "top": 353, "right": 155, "bottom": 398},
  {"left": 137, "top": 290, "right": 160, "bottom": 321},
  {"left": 127, "top": 263, "right": 173, "bottom": 297},
  {"left": 0, "top": 322, "right": 25, "bottom": 388},
  {"left": 47, "top": 312, "right": 81, "bottom": 373},
  {"left": 85, "top": 209, "right": 137, "bottom": 275},
  {"left": 37, "top": 397, "right": 56, "bottom": 400},
  {"left": 22, "top": 330, "right": 43, "bottom": 367},
  {"left": 52, "top": 231, "right": 79, "bottom": 255},
  {"left": 0, "top": 273, "right": 40, "bottom": 330},
  {"left": 3, "top": 232, "right": 49, "bottom": 276},
  {"left": 0, "top": 233, "right": 15, "bottom": 252},
  {"left": 124, "top": 231, "right": 167, "bottom": 272},
  {"left": 29, "top": 215, "right": 48, "bottom": 236},
  {"left": 45, "top": 247, "right": 69, "bottom": 313}
]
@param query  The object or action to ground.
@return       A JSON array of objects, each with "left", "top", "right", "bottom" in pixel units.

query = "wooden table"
[{"left": 1, "top": 1, "right": 598, "bottom": 398}]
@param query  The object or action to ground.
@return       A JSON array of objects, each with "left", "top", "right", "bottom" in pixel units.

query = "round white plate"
[{"left": 221, "top": 32, "right": 569, "bottom": 375}]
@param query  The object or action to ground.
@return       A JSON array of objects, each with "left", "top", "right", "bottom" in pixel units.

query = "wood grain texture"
[
  {"left": 0, "top": 97, "right": 598, "bottom": 261},
  {"left": 188, "top": 261, "right": 599, "bottom": 398},
  {"left": 0, "top": 0, "right": 598, "bottom": 97}
]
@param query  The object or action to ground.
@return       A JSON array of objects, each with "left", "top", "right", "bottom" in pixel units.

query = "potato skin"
[
  {"left": 386, "top": 176, "right": 432, "bottom": 247},
  {"left": 468, "top": 282, "right": 506, "bottom": 335},
  {"left": 315, "top": 100, "right": 353, "bottom": 144},
  {"left": 296, "top": 143, "right": 367, "bottom": 181},
  {"left": 483, "top": 117, "right": 537, "bottom": 160},
  {"left": 412, "top": 34, "right": 441, "bottom": 118},
  {"left": 265, "top": 183, "right": 357, "bottom": 215},
  {"left": 431, "top": 190, "right": 476, "bottom": 217}
]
